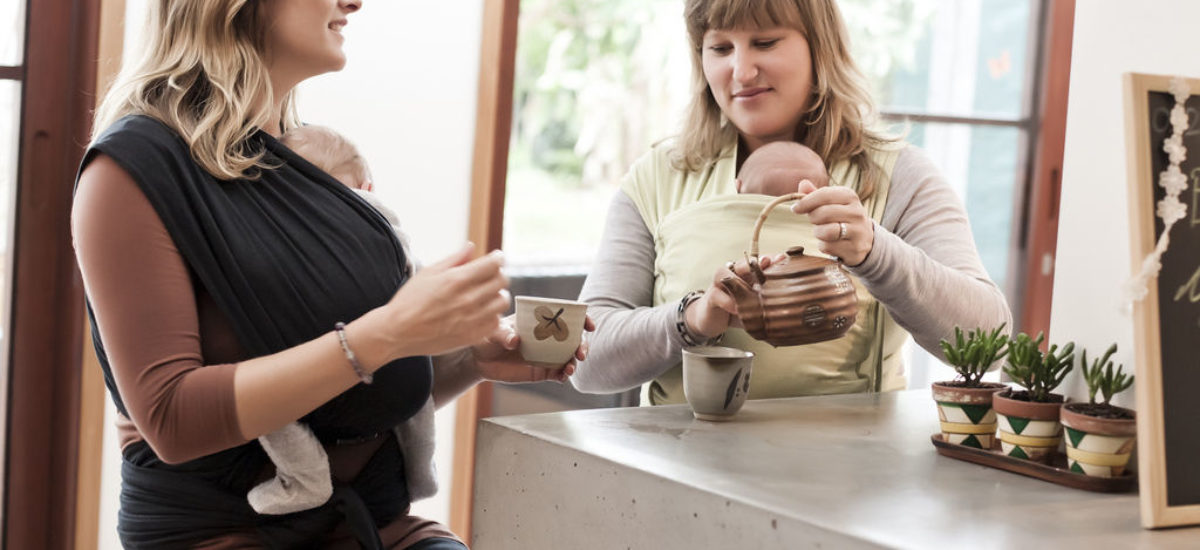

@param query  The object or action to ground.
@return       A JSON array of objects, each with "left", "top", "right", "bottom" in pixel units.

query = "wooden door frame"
[
  {"left": 73, "top": 1, "right": 125, "bottom": 548},
  {"left": 450, "top": 0, "right": 519, "bottom": 541},
  {"left": 4, "top": 0, "right": 101, "bottom": 548},
  {"left": 1019, "top": 0, "right": 1075, "bottom": 338}
]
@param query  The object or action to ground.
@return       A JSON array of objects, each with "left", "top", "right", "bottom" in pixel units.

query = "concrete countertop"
[{"left": 471, "top": 389, "right": 1198, "bottom": 549}]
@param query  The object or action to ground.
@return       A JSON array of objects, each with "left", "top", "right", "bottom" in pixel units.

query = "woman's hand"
[
  {"left": 471, "top": 315, "right": 596, "bottom": 383},
  {"left": 381, "top": 243, "right": 510, "bottom": 360},
  {"left": 685, "top": 254, "right": 783, "bottom": 338},
  {"left": 791, "top": 179, "right": 874, "bottom": 266}
]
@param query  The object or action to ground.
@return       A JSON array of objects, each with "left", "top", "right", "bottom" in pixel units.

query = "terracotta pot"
[
  {"left": 1060, "top": 403, "right": 1137, "bottom": 478},
  {"left": 931, "top": 382, "right": 1007, "bottom": 449},
  {"left": 993, "top": 389, "right": 1064, "bottom": 463}
]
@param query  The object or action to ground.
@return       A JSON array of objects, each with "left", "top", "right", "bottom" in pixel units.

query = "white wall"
[
  {"left": 296, "top": 0, "right": 484, "bottom": 529},
  {"left": 1051, "top": 0, "right": 1200, "bottom": 407},
  {"left": 99, "top": 2, "right": 484, "bottom": 547},
  {"left": 297, "top": 2, "right": 483, "bottom": 265}
]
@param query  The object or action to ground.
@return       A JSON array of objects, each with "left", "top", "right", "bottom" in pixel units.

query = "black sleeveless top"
[{"left": 80, "top": 115, "right": 432, "bottom": 548}]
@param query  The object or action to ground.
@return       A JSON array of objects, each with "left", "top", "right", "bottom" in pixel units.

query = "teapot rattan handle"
[{"left": 749, "top": 192, "right": 806, "bottom": 258}]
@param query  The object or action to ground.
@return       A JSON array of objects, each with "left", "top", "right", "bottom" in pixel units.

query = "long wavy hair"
[
  {"left": 673, "top": 0, "right": 895, "bottom": 199},
  {"left": 92, "top": 0, "right": 299, "bottom": 180}
]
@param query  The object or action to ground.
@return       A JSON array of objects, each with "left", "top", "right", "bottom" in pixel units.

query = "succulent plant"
[
  {"left": 1003, "top": 332, "right": 1075, "bottom": 402},
  {"left": 939, "top": 324, "right": 1009, "bottom": 386},
  {"left": 1080, "top": 343, "right": 1134, "bottom": 406}
]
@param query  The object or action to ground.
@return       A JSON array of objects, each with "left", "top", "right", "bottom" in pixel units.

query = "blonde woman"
[
  {"left": 72, "top": 1, "right": 587, "bottom": 548},
  {"left": 572, "top": 0, "right": 1011, "bottom": 404}
]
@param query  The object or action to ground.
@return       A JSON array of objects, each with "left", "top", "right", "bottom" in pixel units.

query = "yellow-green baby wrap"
[{"left": 621, "top": 141, "right": 910, "bottom": 405}]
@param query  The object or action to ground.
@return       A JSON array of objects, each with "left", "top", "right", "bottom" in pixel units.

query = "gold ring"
[{"left": 838, "top": 222, "right": 848, "bottom": 240}]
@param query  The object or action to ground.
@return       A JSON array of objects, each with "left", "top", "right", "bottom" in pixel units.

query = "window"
[
  {"left": 502, "top": 0, "right": 1045, "bottom": 389},
  {"left": 859, "top": 0, "right": 1038, "bottom": 386},
  {"left": 0, "top": 0, "right": 27, "bottom": 523},
  {"left": 503, "top": 0, "right": 689, "bottom": 269}
]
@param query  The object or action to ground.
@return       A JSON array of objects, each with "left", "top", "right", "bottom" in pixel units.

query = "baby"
[
  {"left": 248, "top": 125, "right": 431, "bottom": 515},
  {"left": 735, "top": 141, "right": 829, "bottom": 196},
  {"left": 281, "top": 125, "right": 414, "bottom": 278}
]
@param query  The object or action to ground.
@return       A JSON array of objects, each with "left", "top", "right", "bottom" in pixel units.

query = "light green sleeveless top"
[{"left": 621, "top": 139, "right": 911, "bottom": 405}]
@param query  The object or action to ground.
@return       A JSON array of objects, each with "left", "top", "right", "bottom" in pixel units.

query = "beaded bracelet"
[
  {"left": 675, "top": 290, "right": 723, "bottom": 347},
  {"left": 334, "top": 322, "right": 373, "bottom": 384}
]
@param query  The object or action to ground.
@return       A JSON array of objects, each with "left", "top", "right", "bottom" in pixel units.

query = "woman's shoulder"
[
  {"left": 92, "top": 114, "right": 188, "bottom": 154},
  {"left": 628, "top": 137, "right": 679, "bottom": 173},
  {"left": 85, "top": 114, "right": 201, "bottom": 185},
  {"left": 888, "top": 143, "right": 944, "bottom": 183}
]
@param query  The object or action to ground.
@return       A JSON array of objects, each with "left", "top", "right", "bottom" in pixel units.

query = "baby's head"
[
  {"left": 736, "top": 141, "right": 829, "bottom": 196},
  {"left": 280, "top": 125, "right": 373, "bottom": 191}
]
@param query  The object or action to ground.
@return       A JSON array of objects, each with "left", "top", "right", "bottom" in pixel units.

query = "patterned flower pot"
[
  {"left": 1060, "top": 403, "right": 1137, "bottom": 477},
  {"left": 992, "top": 389, "right": 1064, "bottom": 463},
  {"left": 931, "top": 382, "right": 1007, "bottom": 449}
]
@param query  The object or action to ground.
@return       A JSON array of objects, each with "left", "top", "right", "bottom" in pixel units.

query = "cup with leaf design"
[
  {"left": 683, "top": 346, "right": 755, "bottom": 421},
  {"left": 514, "top": 296, "right": 588, "bottom": 367}
]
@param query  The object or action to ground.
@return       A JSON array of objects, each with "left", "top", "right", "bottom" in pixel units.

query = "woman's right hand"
[
  {"left": 684, "top": 253, "right": 785, "bottom": 338},
  {"left": 381, "top": 243, "right": 510, "bottom": 359}
]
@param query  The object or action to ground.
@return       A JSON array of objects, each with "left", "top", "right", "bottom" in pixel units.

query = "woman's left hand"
[
  {"left": 791, "top": 179, "right": 874, "bottom": 266},
  {"left": 471, "top": 315, "right": 596, "bottom": 383}
]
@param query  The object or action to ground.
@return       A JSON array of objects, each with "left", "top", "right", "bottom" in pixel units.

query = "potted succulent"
[
  {"left": 1060, "top": 344, "right": 1136, "bottom": 477},
  {"left": 933, "top": 325, "right": 1010, "bottom": 449},
  {"left": 993, "top": 332, "right": 1075, "bottom": 463}
]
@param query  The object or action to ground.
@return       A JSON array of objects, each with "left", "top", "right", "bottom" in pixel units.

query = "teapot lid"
[{"left": 769, "top": 246, "right": 839, "bottom": 276}]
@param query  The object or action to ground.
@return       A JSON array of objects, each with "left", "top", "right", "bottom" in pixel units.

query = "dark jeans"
[{"left": 405, "top": 537, "right": 468, "bottom": 550}]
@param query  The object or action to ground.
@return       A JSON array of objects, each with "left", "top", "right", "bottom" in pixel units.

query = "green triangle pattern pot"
[
  {"left": 932, "top": 382, "right": 1005, "bottom": 450},
  {"left": 1063, "top": 427, "right": 1134, "bottom": 477},
  {"left": 1060, "top": 404, "right": 1136, "bottom": 478},
  {"left": 993, "top": 390, "right": 1064, "bottom": 464},
  {"left": 997, "top": 416, "right": 1061, "bottom": 462},
  {"left": 936, "top": 402, "right": 997, "bottom": 449}
]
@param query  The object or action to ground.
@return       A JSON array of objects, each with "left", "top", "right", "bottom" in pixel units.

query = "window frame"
[{"left": 3, "top": 0, "right": 101, "bottom": 547}]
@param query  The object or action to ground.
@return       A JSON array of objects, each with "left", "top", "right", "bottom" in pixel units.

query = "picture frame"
[{"left": 1122, "top": 71, "right": 1200, "bottom": 529}]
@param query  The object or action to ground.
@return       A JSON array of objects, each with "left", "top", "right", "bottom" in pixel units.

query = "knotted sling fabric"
[{"left": 80, "top": 114, "right": 432, "bottom": 548}]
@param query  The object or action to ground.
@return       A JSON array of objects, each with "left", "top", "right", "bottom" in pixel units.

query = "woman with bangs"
[
  {"left": 573, "top": 0, "right": 1012, "bottom": 405},
  {"left": 72, "top": 0, "right": 589, "bottom": 548}
]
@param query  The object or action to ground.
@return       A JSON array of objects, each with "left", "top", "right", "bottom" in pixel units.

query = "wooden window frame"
[
  {"left": 4, "top": 0, "right": 101, "bottom": 548},
  {"left": 451, "top": 0, "right": 518, "bottom": 541}
]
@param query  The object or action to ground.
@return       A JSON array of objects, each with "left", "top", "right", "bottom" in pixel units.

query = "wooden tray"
[{"left": 931, "top": 434, "right": 1136, "bottom": 493}]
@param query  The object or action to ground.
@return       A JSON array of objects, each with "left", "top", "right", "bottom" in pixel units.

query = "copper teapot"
[{"left": 718, "top": 193, "right": 858, "bottom": 347}]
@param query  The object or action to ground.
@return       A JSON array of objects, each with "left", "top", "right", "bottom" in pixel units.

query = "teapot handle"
[
  {"left": 748, "top": 191, "right": 806, "bottom": 255},
  {"left": 744, "top": 192, "right": 806, "bottom": 284}
]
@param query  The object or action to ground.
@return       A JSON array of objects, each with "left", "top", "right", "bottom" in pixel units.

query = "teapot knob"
[{"left": 786, "top": 246, "right": 806, "bottom": 257}]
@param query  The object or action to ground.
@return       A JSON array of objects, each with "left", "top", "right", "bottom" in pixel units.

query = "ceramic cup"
[
  {"left": 514, "top": 296, "right": 588, "bottom": 368},
  {"left": 682, "top": 346, "right": 755, "bottom": 421}
]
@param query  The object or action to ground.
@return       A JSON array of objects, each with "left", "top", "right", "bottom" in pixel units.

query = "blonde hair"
[
  {"left": 92, "top": 0, "right": 299, "bottom": 180},
  {"left": 674, "top": 0, "right": 895, "bottom": 199},
  {"left": 280, "top": 125, "right": 372, "bottom": 189}
]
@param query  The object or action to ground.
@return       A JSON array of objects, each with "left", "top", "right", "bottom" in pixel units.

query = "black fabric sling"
[{"left": 80, "top": 115, "right": 433, "bottom": 549}]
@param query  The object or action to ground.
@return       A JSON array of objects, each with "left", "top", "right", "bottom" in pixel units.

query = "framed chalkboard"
[{"left": 1123, "top": 72, "right": 1200, "bottom": 529}]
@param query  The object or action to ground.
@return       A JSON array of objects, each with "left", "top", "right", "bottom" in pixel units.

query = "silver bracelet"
[
  {"left": 334, "top": 322, "right": 373, "bottom": 384},
  {"left": 675, "top": 290, "right": 723, "bottom": 347}
]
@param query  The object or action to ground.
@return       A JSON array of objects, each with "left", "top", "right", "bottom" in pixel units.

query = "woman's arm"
[
  {"left": 74, "top": 155, "right": 509, "bottom": 463},
  {"left": 430, "top": 348, "right": 480, "bottom": 409},
  {"left": 571, "top": 191, "right": 687, "bottom": 394},
  {"left": 847, "top": 146, "right": 1013, "bottom": 356}
]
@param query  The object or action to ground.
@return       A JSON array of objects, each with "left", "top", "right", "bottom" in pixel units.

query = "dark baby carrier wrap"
[{"left": 80, "top": 115, "right": 431, "bottom": 549}]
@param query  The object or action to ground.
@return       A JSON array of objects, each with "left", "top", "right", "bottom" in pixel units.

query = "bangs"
[{"left": 688, "top": 0, "right": 805, "bottom": 42}]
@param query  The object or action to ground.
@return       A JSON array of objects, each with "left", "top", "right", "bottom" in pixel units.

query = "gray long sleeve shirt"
[{"left": 571, "top": 145, "right": 1013, "bottom": 394}]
